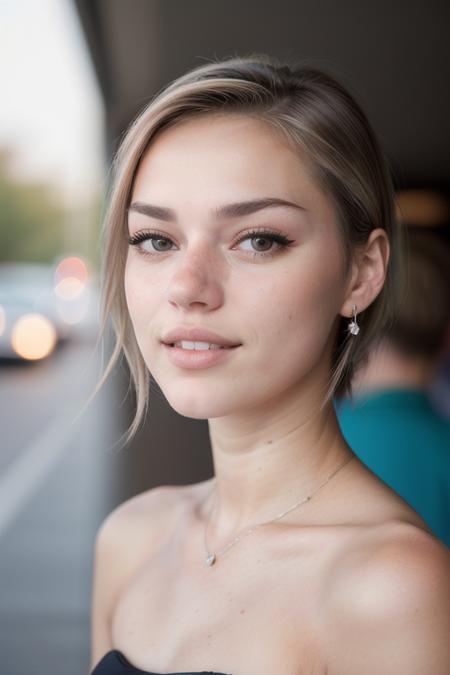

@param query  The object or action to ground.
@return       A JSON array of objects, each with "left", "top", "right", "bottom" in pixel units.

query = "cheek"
[{"left": 246, "top": 249, "right": 345, "bottom": 359}]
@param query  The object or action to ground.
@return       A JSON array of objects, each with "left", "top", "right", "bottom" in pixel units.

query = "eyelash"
[{"left": 127, "top": 227, "right": 295, "bottom": 260}]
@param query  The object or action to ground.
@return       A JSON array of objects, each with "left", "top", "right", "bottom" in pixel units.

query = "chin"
[
  {"left": 154, "top": 380, "right": 240, "bottom": 420},
  {"left": 168, "top": 400, "right": 236, "bottom": 421}
]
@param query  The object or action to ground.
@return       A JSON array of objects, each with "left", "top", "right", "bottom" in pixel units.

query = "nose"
[{"left": 165, "top": 246, "right": 224, "bottom": 311}]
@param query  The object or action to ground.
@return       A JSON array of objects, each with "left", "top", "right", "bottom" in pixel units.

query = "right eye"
[{"left": 127, "top": 230, "right": 174, "bottom": 256}]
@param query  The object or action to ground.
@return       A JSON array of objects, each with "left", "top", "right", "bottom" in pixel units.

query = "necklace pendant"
[{"left": 205, "top": 553, "right": 216, "bottom": 566}]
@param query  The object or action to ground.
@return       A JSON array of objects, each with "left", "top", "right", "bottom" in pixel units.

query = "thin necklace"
[{"left": 203, "top": 455, "right": 355, "bottom": 566}]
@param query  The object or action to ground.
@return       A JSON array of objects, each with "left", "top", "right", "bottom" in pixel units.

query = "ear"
[{"left": 339, "top": 228, "right": 390, "bottom": 318}]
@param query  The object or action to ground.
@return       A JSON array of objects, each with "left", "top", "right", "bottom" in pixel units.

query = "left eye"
[
  {"left": 234, "top": 230, "right": 294, "bottom": 256},
  {"left": 127, "top": 228, "right": 295, "bottom": 258}
]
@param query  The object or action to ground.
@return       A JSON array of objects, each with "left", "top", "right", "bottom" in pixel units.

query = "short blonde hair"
[{"left": 92, "top": 53, "right": 402, "bottom": 446}]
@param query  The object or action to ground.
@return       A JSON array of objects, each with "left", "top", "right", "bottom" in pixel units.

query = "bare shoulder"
[
  {"left": 94, "top": 476, "right": 211, "bottom": 591},
  {"left": 324, "top": 521, "right": 450, "bottom": 674},
  {"left": 90, "top": 483, "right": 190, "bottom": 670},
  {"left": 94, "top": 480, "right": 208, "bottom": 575},
  {"left": 96, "top": 482, "right": 189, "bottom": 557}
]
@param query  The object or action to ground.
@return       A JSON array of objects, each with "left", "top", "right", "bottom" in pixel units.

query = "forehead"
[{"left": 131, "top": 113, "right": 324, "bottom": 209}]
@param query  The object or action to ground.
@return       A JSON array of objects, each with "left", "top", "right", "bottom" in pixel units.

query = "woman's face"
[{"left": 125, "top": 114, "right": 350, "bottom": 419}]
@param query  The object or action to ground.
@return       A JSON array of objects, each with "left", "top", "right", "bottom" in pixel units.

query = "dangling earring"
[{"left": 348, "top": 304, "right": 360, "bottom": 335}]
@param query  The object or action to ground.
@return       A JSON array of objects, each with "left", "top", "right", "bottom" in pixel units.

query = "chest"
[{"left": 111, "top": 527, "right": 335, "bottom": 675}]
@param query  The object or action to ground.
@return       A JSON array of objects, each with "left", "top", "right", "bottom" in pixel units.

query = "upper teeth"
[{"left": 174, "top": 341, "right": 224, "bottom": 350}]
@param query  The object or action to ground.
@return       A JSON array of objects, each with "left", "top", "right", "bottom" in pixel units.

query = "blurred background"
[{"left": 0, "top": 1, "right": 449, "bottom": 673}]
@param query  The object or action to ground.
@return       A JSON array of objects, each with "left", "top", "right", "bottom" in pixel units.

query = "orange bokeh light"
[{"left": 11, "top": 313, "right": 57, "bottom": 360}]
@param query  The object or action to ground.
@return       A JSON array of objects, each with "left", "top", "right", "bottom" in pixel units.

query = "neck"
[{"left": 204, "top": 380, "right": 354, "bottom": 541}]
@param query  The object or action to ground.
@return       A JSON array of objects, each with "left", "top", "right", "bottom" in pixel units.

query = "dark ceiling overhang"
[{"left": 74, "top": 0, "right": 450, "bottom": 190}]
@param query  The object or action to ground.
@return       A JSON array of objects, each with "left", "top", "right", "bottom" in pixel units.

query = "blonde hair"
[{"left": 89, "top": 53, "right": 403, "bottom": 446}]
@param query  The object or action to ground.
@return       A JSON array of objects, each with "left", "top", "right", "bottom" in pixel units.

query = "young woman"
[{"left": 89, "top": 55, "right": 450, "bottom": 675}]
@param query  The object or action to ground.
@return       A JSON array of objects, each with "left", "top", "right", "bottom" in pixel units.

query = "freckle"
[
  {"left": 240, "top": 608, "right": 246, "bottom": 615},
  {"left": 267, "top": 439, "right": 273, "bottom": 444}
]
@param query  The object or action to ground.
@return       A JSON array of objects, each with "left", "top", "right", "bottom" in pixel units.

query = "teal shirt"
[{"left": 334, "top": 388, "right": 450, "bottom": 547}]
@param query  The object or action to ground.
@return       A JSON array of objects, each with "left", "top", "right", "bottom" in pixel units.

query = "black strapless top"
[{"left": 90, "top": 649, "right": 231, "bottom": 675}]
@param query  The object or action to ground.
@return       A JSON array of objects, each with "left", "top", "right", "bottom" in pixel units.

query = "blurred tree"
[{"left": 0, "top": 148, "right": 65, "bottom": 263}]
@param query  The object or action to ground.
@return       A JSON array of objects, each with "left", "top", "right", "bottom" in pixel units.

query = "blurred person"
[
  {"left": 88, "top": 57, "right": 450, "bottom": 675},
  {"left": 335, "top": 189, "right": 450, "bottom": 547}
]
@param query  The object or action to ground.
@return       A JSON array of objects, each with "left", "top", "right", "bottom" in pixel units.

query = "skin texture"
[{"left": 91, "top": 113, "right": 450, "bottom": 675}]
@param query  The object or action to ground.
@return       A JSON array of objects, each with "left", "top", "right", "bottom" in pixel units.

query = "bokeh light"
[{"left": 11, "top": 313, "right": 57, "bottom": 360}]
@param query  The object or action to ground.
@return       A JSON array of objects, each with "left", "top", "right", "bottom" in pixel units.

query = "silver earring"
[{"left": 348, "top": 304, "right": 360, "bottom": 335}]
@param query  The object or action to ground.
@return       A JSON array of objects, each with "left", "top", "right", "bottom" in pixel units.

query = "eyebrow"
[{"left": 127, "top": 197, "right": 306, "bottom": 222}]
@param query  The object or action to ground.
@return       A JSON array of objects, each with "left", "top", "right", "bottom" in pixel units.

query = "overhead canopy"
[{"left": 74, "top": 0, "right": 450, "bottom": 188}]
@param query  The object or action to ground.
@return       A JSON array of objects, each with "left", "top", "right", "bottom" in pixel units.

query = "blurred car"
[{"left": 0, "top": 258, "right": 92, "bottom": 362}]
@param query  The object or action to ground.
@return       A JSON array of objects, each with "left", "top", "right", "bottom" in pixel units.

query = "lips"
[
  {"left": 162, "top": 341, "right": 239, "bottom": 369},
  {"left": 161, "top": 326, "right": 241, "bottom": 348}
]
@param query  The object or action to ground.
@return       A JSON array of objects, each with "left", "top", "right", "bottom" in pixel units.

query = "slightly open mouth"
[{"left": 165, "top": 343, "right": 240, "bottom": 350}]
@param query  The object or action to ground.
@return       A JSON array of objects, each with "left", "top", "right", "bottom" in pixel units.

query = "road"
[{"left": 0, "top": 321, "right": 127, "bottom": 675}]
